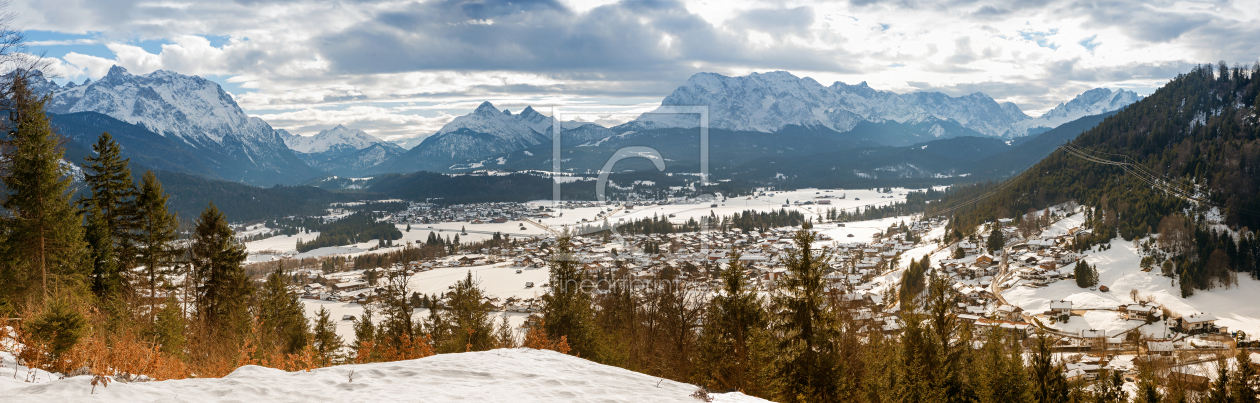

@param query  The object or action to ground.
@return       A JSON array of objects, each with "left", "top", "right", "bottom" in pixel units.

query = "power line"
[{"left": 1060, "top": 143, "right": 1260, "bottom": 219}]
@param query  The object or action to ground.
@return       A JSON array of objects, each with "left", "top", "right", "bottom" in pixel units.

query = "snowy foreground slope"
[{"left": 2, "top": 348, "right": 767, "bottom": 402}]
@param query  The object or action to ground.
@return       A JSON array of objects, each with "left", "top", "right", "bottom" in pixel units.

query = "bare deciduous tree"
[{"left": 1157, "top": 214, "right": 1195, "bottom": 258}]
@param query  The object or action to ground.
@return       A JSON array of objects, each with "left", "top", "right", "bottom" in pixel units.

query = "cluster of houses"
[
  {"left": 388, "top": 202, "right": 551, "bottom": 225},
  {"left": 282, "top": 202, "right": 1249, "bottom": 387}
]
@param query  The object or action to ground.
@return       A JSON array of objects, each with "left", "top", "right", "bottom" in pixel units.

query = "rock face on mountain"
[
  {"left": 34, "top": 65, "right": 321, "bottom": 186},
  {"left": 281, "top": 125, "right": 404, "bottom": 176}
]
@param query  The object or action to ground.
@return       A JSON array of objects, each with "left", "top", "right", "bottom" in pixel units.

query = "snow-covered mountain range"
[
  {"left": 30, "top": 66, "right": 320, "bottom": 185},
  {"left": 431, "top": 102, "right": 551, "bottom": 152},
  {"left": 282, "top": 125, "right": 396, "bottom": 154},
  {"left": 375, "top": 71, "right": 1140, "bottom": 175},
  {"left": 281, "top": 125, "right": 404, "bottom": 177},
  {"left": 24, "top": 65, "right": 1141, "bottom": 183},
  {"left": 380, "top": 102, "right": 560, "bottom": 173},
  {"left": 624, "top": 71, "right": 1136, "bottom": 138},
  {"left": 1006, "top": 88, "right": 1142, "bottom": 137}
]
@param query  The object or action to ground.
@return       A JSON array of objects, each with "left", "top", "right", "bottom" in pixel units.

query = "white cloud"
[
  {"left": 26, "top": 38, "right": 99, "bottom": 46},
  {"left": 252, "top": 106, "right": 457, "bottom": 143},
  {"left": 14, "top": 0, "right": 1260, "bottom": 134}
]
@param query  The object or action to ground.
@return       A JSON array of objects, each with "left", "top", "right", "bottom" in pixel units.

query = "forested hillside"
[
  {"left": 154, "top": 170, "right": 358, "bottom": 223},
  {"left": 933, "top": 63, "right": 1260, "bottom": 293}
]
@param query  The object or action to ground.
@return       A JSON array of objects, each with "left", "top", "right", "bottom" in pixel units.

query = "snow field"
[
  {"left": 1002, "top": 236, "right": 1260, "bottom": 337},
  {"left": 246, "top": 187, "right": 920, "bottom": 262},
  {"left": 2, "top": 348, "right": 769, "bottom": 402}
]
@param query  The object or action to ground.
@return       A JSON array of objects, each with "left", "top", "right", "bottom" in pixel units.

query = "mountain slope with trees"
[{"left": 934, "top": 62, "right": 1260, "bottom": 294}]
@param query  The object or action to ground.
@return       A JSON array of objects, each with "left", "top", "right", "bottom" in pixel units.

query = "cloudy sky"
[{"left": 13, "top": 0, "right": 1260, "bottom": 143}]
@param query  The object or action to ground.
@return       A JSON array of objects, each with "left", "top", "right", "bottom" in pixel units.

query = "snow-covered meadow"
[
  {"left": 1002, "top": 228, "right": 1260, "bottom": 337},
  {"left": 244, "top": 187, "right": 921, "bottom": 263},
  {"left": 2, "top": 348, "right": 768, "bottom": 402}
]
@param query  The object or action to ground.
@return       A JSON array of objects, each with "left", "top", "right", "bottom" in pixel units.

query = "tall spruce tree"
[
  {"left": 430, "top": 271, "right": 494, "bottom": 353},
  {"left": 974, "top": 326, "right": 1029, "bottom": 403},
  {"left": 987, "top": 226, "right": 1004, "bottom": 255},
  {"left": 190, "top": 203, "right": 250, "bottom": 338},
  {"left": 312, "top": 306, "right": 343, "bottom": 365},
  {"left": 136, "top": 171, "right": 180, "bottom": 324},
  {"left": 153, "top": 291, "right": 187, "bottom": 359},
  {"left": 84, "top": 204, "right": 122, "bottom": 299},
  {"left": 256, "top": 268, "right": 310, "bottom": 354},
  {"left": 1208, "top": 358, "right": 1234, "bottom": 403},
  {"left": 80, "top": 132, "right": 138, "bottom": 289},
  {"left": 378, "top": 268, "right": 418, "bottom": 348},
  {"left": 541, "top": 235, "right": 602, "bottom": 360},
  {"left": 1075, "top": 260, "right": 1099, "bottom": 288},
  {"left": 695, "top": 252, "right": 774, "bottom": 398},
  {"left": 351, "top": 307, "right": 377, "bottom": 362},
  {"left": 1028, "top": 332, "right": 1070, "bottom": 403},
  {"left": 924, "top": 272, "right": 974, "bottom": 402},
  {"left": 1232, "top": 348, "right": 1259, "bottom": 403},
  {"left": 772, "top": 229, "right": 843, "bottom": 402},
  {"left": 0, "top": 75, "right": 88, "bottom": 307},
  {"left": 1093, "top": 369, "right": 1129, "bottom": 403}
]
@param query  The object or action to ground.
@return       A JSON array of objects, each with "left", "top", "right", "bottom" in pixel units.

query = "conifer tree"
[
  {"left": 1208, "top": 358, "right": 1234, "bottom": 403},
  {"left": 695, "top": 252, "right": 774, "bottom": 397},
  {"left": 25, "top": 299, "right": 87, "bottom": 362},
  {"left": 987, "top": 226, "right": 1004, "bottom": 254},
  {"left": 312, "top": 307, "right": 343, "bottom": 365},
  {"left": 493, "top": 312, "right": 517, "bottom": 348},
  {"left": 377, "top": 268, "right": 419, "bottom": 349},
  {"left": 256, "top": 268, "right": 310, "bottom": 354},
  {"left": 431, "top": 271, "right": 494, "bottom": 353},
  {"left": 924, "top": 272, "right": 973, "bottom": 401},
  {"left": 1075, "top": 260, "right": 1099, "bottom": 288},
  {"left": 1133, "top": 364, "right": 1163, "bottom": 403},
  {"left": 153, "top": 291, "right": 187, "bottom": 359},
  {"left": 190, "top": 203, "right": 251, "bottom": 338},
  {"left": 541, "top": 236, "right": 602, "bottom": 360},
  {"left": 1028, "top": 332, "right": 1069, "bottom": 403},
  {"left": 1093, "top": 369, "right": 1129, "bottom": 403},
  {"left": 772, "top": 229, "right": 842, "bottom": 402},
  {"left": 352, "top": 307, "right": 376, "bottom": 350},
  {"left": 1233, "top": 348, "right": 1259, "bottom": 403},
  {"left": 896, "top": 299, "right": 940, "bottom": 403},
  {"left": 974, "top": 326, "right": 1029, "bottom": 403},
  {"left": 0, "top": 74, "right": 88, "bottom": 307},
  {"left": 136, "top": 171, "right": 180, "bottom": 324},
  {"left": 80, "top": 132, "right": 138, "bottom": 277},
  {"left": 84, "top": 204, "right": 122, "bottom": 299}
]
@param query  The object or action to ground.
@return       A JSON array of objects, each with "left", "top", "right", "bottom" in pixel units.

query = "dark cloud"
[
  {"left": 1072, "top": 0, "right": 1213, "bottom": 42},
  {"left": 971, "top": 5, "right": 1012, "bottom": 19},
  {"left": 729, "top": 7, "right": 816, "bottom": 36},
  {"left": 314, "top": 0, "right": 855, "bottom": 77}
]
